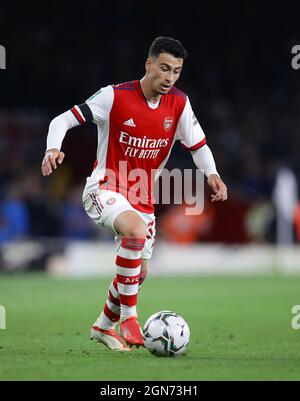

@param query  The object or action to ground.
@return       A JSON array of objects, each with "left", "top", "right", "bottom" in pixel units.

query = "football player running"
[{"left": 42, "top": 36, "right": 227, "bottom": 352}]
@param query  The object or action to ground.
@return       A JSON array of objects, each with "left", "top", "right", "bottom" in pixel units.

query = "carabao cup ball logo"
[{"left": 164, "top": 117, "right": 173, "bottom": 132}]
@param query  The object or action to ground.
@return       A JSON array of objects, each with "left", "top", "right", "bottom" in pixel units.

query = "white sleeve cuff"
[{"left": 191, "top": 144, "right": 219, "bottom": 178}]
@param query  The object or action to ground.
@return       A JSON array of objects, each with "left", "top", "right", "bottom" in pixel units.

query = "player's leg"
[
  {"left": 85, "top": 190, "right": 154, "bottom": 349},
  {"left": 113, "top": 210, "right": 146, "bottom": 347},
  {"left": 85, "top": 191, "right": 137, "bottom": 351},
  {"left": 114, "top": 215, "right": 155, "bottom": 347},
  {"left": 104, "top": 215, "right": 154, "bottom": 345},
  {"left": 86, "top": 190, "right": 151, "bottom": 349},
  {"left": 93, "top": 259, "right": 148, "bottom": 331},
  {"left": 139, "top": 259, "right": 148, "bottom": 286}
]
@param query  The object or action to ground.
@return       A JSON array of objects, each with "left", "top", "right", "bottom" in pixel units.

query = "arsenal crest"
[
  {"left": 164, "top": 116, "right": 173, "bottom": 132},
  {"left": 106, "top": 197, "right": 116, "bottom": 205}
]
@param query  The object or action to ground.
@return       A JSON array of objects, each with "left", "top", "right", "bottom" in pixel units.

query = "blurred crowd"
[
  {"left": 1, "top": 107, "right": 299, "bottom": 245},
  {"left": 1, "top": 1, "right": 300, "bottom": 244}
]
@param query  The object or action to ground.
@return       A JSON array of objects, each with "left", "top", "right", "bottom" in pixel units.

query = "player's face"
[{"left": 146, "top": 53, "right": 183, "bottom": 95}]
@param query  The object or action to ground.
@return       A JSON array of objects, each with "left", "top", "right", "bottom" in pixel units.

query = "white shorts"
[{"left": 82, "top": 189, "right": 156, "bottom": 260}]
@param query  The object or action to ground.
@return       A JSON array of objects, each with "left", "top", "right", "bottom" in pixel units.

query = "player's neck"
[{"left": 140, "top": 77, "right": 162, "bottom": 104}]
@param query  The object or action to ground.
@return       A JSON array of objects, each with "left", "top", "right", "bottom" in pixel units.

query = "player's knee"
[
  {"left": 125, "top": 225, "right": 147, "bottom": 240},
  {"left": 114, "top": 211, "right": 146, "bottom": 239}
]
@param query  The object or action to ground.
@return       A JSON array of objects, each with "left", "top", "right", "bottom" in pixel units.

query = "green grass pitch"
[{"left": 0, "top": 273, "right": 300, "bottom": 381}]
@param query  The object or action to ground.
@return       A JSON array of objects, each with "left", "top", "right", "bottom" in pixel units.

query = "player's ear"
[{"left": 145, "top": 57, "right": 152, "bottom": 72}]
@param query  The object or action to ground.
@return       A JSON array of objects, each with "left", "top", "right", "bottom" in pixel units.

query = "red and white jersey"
[{"left": 73, "top": 80, "right": 206, "bottom": 214}]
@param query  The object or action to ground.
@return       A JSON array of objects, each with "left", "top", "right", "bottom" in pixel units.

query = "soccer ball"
[{"left": 143, "top": 311, "right": 190, "bottom": 357}]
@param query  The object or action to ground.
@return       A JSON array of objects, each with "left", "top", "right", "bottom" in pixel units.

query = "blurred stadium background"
[{"left": 1, "top": 1, "right": 300, "bottom": 275}]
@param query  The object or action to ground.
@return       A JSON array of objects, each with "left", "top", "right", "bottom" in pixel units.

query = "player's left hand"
[
  {"left": 207, "top": 174, "right": 227, "bottom": 202},
  {"left": 41, "top": 148, "right": 65, "bottom": 176}
]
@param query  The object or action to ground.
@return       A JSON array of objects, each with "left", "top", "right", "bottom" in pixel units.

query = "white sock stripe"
[
  {"left": 116, "top": 266, "right": 141, "bottom": 277},
  {"left": 118, "top": 246, "right": 141, "bottom": 260},
  {"left": 109, "top": 283, "right": 119, "bottom": 299},
  {"left": 120, "top": 305, "right": 137, "bottom": 320},
  {"left": 118, "top": 283, "right": 139, "bottom": 296},
  {"left": 106, "top": 299, "right": 120, "bottom": 314},
  {"left": 95, "top": 312, "right": 116, "bottom": 330}
]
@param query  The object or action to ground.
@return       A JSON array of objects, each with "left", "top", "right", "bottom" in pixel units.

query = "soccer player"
[{"left": 41, "top": 37, "right": 227, "bottom": 352}]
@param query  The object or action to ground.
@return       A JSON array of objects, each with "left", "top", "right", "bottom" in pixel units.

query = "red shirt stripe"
[
  {"left": 181, "top": 137, "right": 207, "bottom": 151},
  {"left": 71, "top": 106, "right": 85, "bottom": 124}
]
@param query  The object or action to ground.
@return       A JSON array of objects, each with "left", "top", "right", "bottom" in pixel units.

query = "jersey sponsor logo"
[
  {"left": 124, "top": 118, "right": 136, "bottom": 127},
  {"left": 164, "top": 116, "right": 173, "bottom": 132},
  {"left": 119, "top": 131, "right": 170, "bottom": 159},
  {"left": 119, "top": 131, "right": 169, "bottom": 149}
]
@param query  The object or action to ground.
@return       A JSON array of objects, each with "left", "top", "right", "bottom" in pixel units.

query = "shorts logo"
[
  {"left": 106, "top": 197, "right": 116, "bottom": 205},
  {"left": 164, "top": 117, "right": 173, "bottom": 132}
]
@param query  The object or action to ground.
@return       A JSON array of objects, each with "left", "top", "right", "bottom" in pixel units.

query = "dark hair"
[{"left": 149, "top": 36, "right": 188, "bottom": 60}]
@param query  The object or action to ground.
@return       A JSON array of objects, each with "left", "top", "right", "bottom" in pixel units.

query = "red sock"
[{"left": 116, "top": 237, "right": 145, "bottom": 321}]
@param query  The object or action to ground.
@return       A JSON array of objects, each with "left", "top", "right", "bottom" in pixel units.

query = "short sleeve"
[
  {"left": 85, "top": 85, "right": 114, "bottom": 124},
  {"left": 176, "top": 97, "right": 206, "bottom": 151}
]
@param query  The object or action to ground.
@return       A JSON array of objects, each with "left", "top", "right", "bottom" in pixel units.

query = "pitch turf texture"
[{"left": 0, "top": 274, "right": 300, "bottom": 381}]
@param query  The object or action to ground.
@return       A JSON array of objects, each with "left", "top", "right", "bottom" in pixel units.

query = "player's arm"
[
  {"left": 176, "top": 97, "right": 227, "bottom": 202},
  {"left": 41, "top": 86, "right": 113, "bottom": 176},
  {"left": 191, "top": 146, "right": 227, "bottom": 202},
  {"left": 41, "top": 106, "right": 89, "bottom": 176}
]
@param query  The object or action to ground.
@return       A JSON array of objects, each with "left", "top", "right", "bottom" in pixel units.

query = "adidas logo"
[{"left": 124, "top": 118, "right": 136, "bottom": 127}]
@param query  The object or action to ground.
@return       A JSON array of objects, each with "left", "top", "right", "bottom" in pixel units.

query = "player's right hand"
[{"left": 41, "top": 149, "right": 65, "bottom": 176}]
